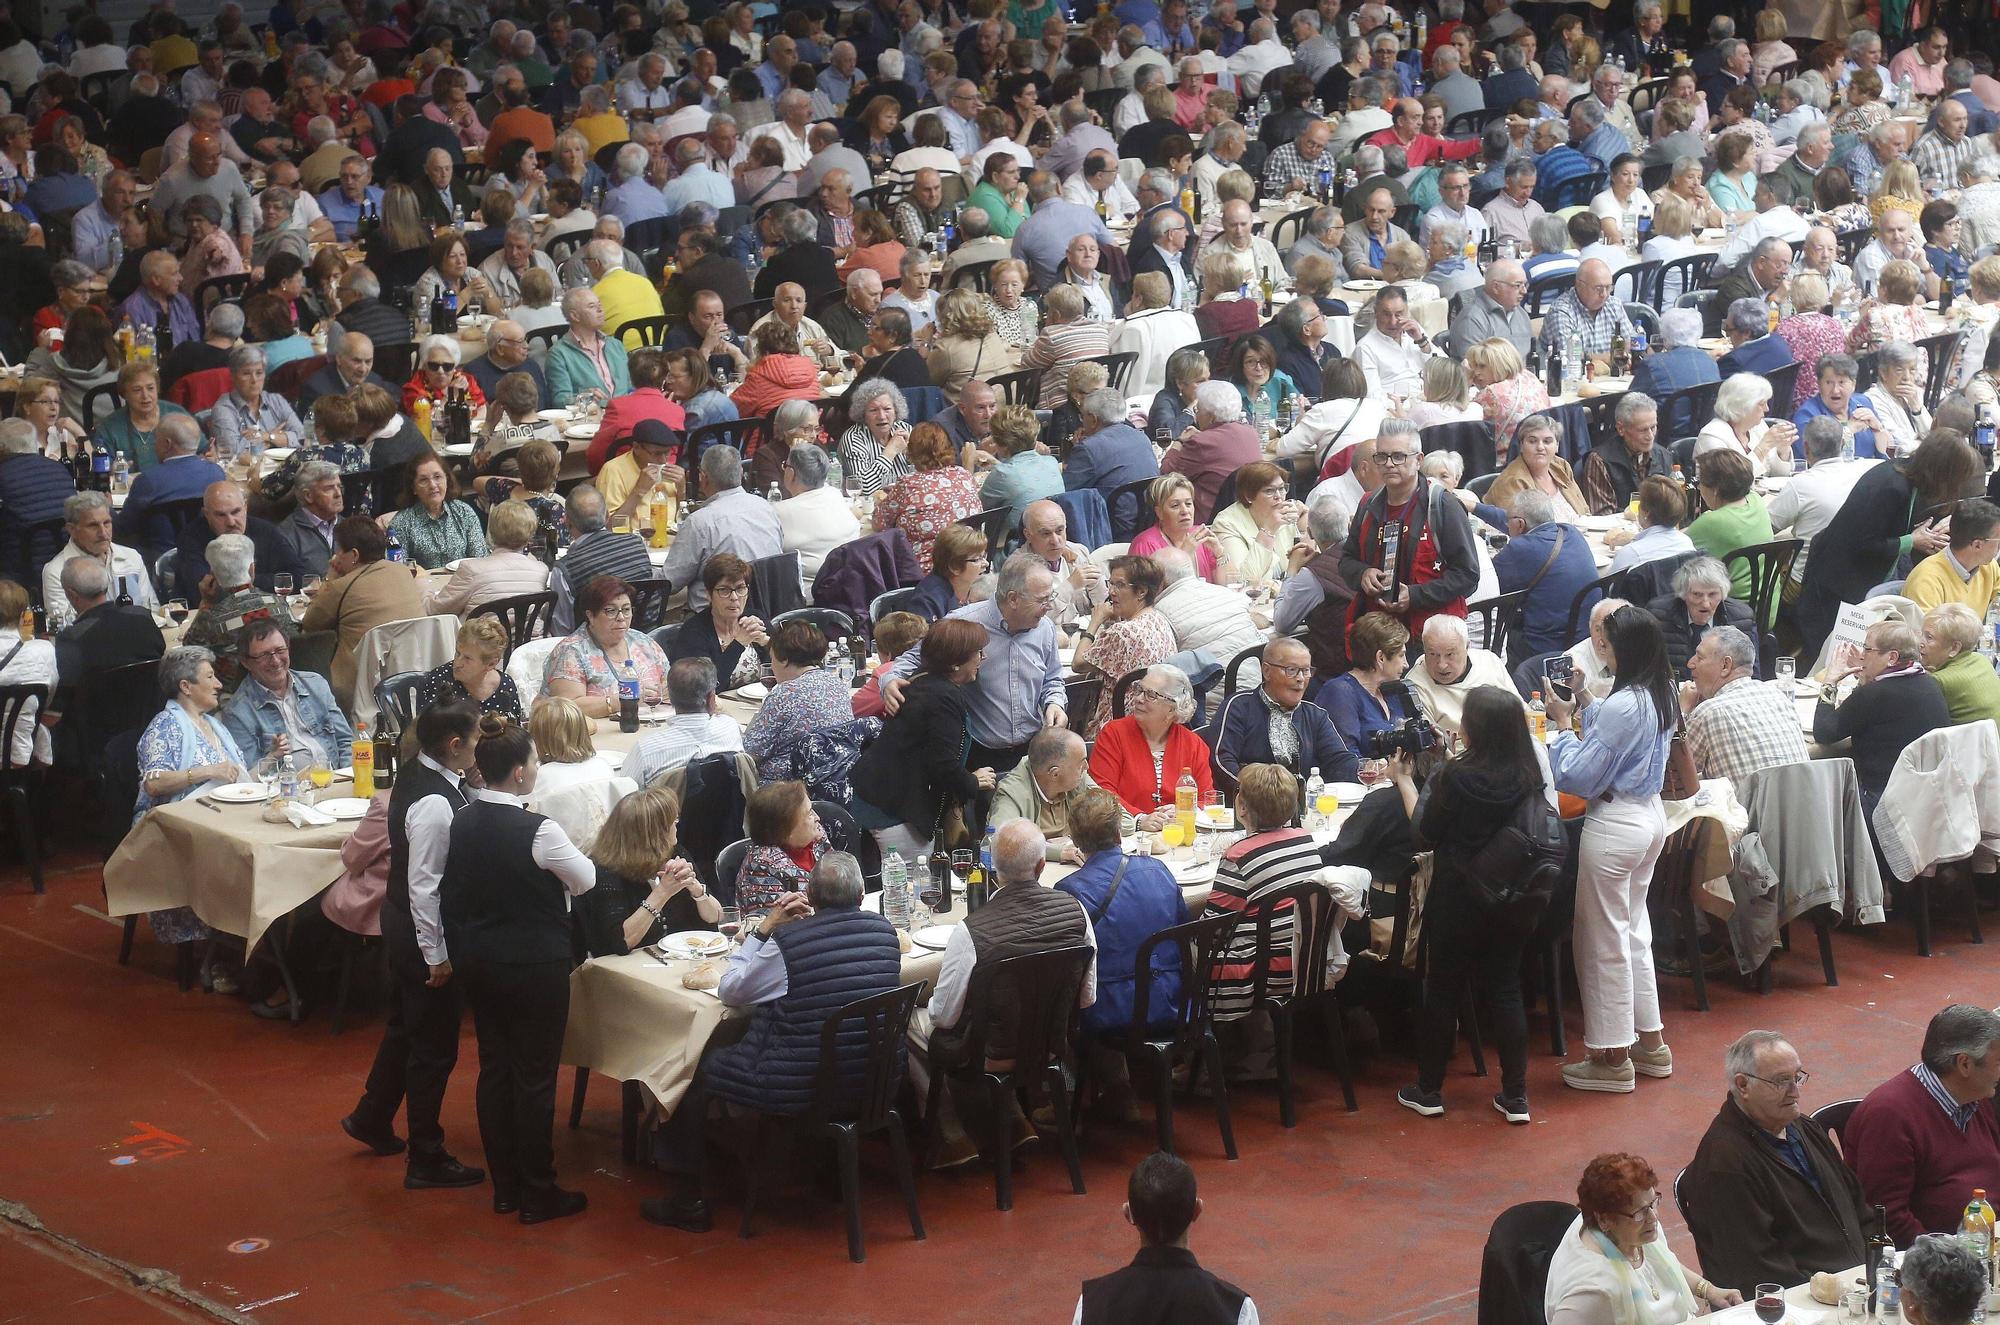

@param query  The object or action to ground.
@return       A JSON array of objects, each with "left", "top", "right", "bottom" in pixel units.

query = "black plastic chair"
[
  {"left": 469, "top": 590, "right": 557, "bottom": 659},
  {"left": 1110, "top": 476, "right": 1159, "bottom": 542},
  {"left": 726, "top": 298, "right": 774, "bottom": 335},
  {"left": 1062, "top": 675, "right": 1102, "bottom": 724},
  {"left": 1419, "top": 419, "right": 1499, "bottom": 480},
  {"left": 625, "top": 576, "right": 675, "bottom": 633},
  {"left": 1267, "top": 206, "right": 1320, "bottom": 253},
  {"left": 372, "top": 670, "right": 426, "bottom": 736},
  {"left": 1100, "top": 351, "right": 1140, "bottom": 395},
  {"left": 1562, "top": 568, "right": 1627, "bottom": 644},
  {"left": 1217, "top": 644, "right": 1266, "bottom": 704},
  {"left": 1722, "top": 539, "right": 1801, "bottom": 672},
  {"left": 1612, "top": 259, "right": 1660, "bottom": 305},
  {"left": 525, "top": 325, "right": 565, "bottom": 352},
  {"left": 870, "top": 586, "right": 924, "bottom": 621},
  {"left": 1465, "top": 590, "right": 1528, "bottom": 665},
  {"left": 1096, "top": 912, "right": 1240, "bottom": 1158},
  {"left": 957, "top": 504, "right": 1014, "bottom": 557},
  {"left": 80, "top": 381, "right": 125, "bottom": 433},
  {"left": 1109, "top": 666, "right": 1147, "bottom": 720},
  {"left": 989, "top": 366, "right": 1043, "bottom": 407},
  {"left": 923, "top": 943, "right": 1093, "bottom": 1211},
  {"left": 1478, "top": 1200, "right": 1580, "bottom": 1325},
  {"left": 1654, "top": 252, "right": 1716, "bottom": 307},
  {"left": 1656, "top": 379, "right": 1723, "bottom": 442},
  {"left": 615, "top": 315, "right": 674, "bottom": 347},
  {"left": 770, "top": 606, "right": 858, "bottom": 644},
  {"left": 739, "top": 980, "right": 929, "bottom": 1263},
  {"left": 1811, "top": 1097, "right": 1862, "bottom": 1157},
  {"left": 1547, "top": 169, "right": 1606, "bottom": 210},
  {"left": 1918, "top": 329, "right": 1967, "bottom": 410},
  {"left": 1526, "top": 271, "right": 1571, "bottom": 318},
  {"left": 0, "top": 684, "right": 48, "bottom": 892},
  {"left": 685, "top": 415, "right": 766, "bottom": 472},
  {"left": 194, "top": 273, "right": 249, "bottom": 321},
  {"left": 1240, "top": 880, "right": 1358, "bottom": 1121},
  {"left": 950, "top": 259, "right": 997, "bottom": 292},
  {"left": 1764, "top": 363, "right": 1800, "bottom": 418}
]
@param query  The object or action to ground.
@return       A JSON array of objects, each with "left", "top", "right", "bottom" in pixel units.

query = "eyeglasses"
[
  {"left": 1744, "top": 1069, "right": 1810, "bottom": 1090},
  {"left": 596, "top": 604, "right": 635, "bottom": 618},
  {"left": 1264, "top": 662, "right": 1312, "bottom": 680},
  {"left": 713, "top": 583, "right": 751, "bottom": 598},
  {"left": 249, "top": 646, "right": 290, "bottom": 662},
  {"left": 1129, "top": 684, "right": 1173, "bottom": 704},
  {"left": 1617, "top": 1193, "right": 1663, "bottom": 1221},
  {"left": 1374, "top": 450, "right": 1420, "bottom": 465}
]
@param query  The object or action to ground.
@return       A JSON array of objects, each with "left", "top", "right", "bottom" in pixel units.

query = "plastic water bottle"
[
  {"left": 826, "top": 450, "right": 844, "bottom": 492},
  {"left": 1880, "top": 1247, "right": 1902, "bottom": 1322},
  {"left": 110, "top": 452, "right": 130, "bottom": 494},
  {"left": 1961, "top": 1191, "right": 1993, "bottom": 1321},
  {"left": 1565, "top": 329, "right": 1584, "bottom": 386},
  {"left": 882, "top": 850, "right": 911, "bottom": 928},
  {"left": 1842, "top": 420, "right": 1856, "bottom": 463},
  {"left": 617, "top": 659, "right": 641, "bottom": 733},
  {"left": 385, "top": 530, "right": 405, "bottom": 563},
  {"left": 837, "top": 646, "right": 856, "bottom": 688},
  {"left": 1304, "top": 766, "right": 1324, "bottom": 829}
]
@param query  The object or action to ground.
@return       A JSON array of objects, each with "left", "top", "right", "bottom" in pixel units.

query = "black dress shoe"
[
  {"left": 250, "top": 997, "right": 299, "bottom": 1021},
  {"left": 519, "top": 1188, "right": 588, "bottom": 1225},
  {"left": 638, "top": 1194, "right": 711, "bottom": 1232},
  {"left": 404, "top": 1154, "right": 486, "bottom": 1189},
  {"left": 493, "top": 1194, "right": 520, "bottom": 1215},
  {"left": 340, "top": 1114, "right": 406, "bottom": 1157}
]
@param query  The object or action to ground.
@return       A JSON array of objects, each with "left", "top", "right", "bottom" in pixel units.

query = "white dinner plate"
[
  {"left": 536, "top": 408, "right": 574, "bottom": 423},
  {"left": 563, "top": 422, "right": 598, "bottom": 440},
  {"left": 1197, "top": 807, "right": 1235, "bottom": 830},
  {"left": 442, "top": 442, "right": 476, "bottom": 456},
  {"left": 1326, "top": 782, "right": 1367, "bottom": 803},
  {"left": 727, "top": 682, "right": 770, "bottom": 701},
  {"left": 1578, "top": 514, "right": 1624, "bottom": 533},
  {"left": 442, "top": 559, "right": 463, "bottom": 573},
  {"left": 209, "top": 782, "right": 275, "bottom": 804},
  {"left": 659, "top": 930, "right": 732, "bottom": 959},
  {"left": 1343, "top": 279, "right": 1387, "bottom": 291},
  {"left": 910, "top": 924, "right": 956, "bottom": 951},
  {"left": 263, "top": 447, "right": 295, "bottom": 463},
  {"left": 1794, "top": 679, "right": 1820, "bottom": 698},
  {"left": 1590, "top": 377, "right": 1633, "bottom": 392},
  {"left": 314, "top": 797, "right": 371, "bottom": 820}
]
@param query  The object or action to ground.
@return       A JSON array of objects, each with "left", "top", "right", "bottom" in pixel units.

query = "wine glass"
[
  {"left": 1754, "top": 1284, "right": 1785, "bottom": 1325},
  {"left": 1314, "top": 780, "right": 1340, "bottom": 824},
  {"left": 950, "top": 849, "right": 973, "bottom": 899},
  {"left": 916, "top": 863, "right": 943, "bottom": 925},
  {"left": 273, "top": 573, "right": 294, "bottom": 597},
  {"left": 166, "top": 598, "right": 190, "bottom": 629},
  {"left": 302, "top": 574, "right": 323, "bottom": 597},
  {"left": 716, "top": 906, "right": 742, "bottom": 946}
]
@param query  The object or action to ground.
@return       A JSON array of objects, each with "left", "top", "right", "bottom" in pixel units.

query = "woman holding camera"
[
  {"left": 1387, "top": 687, "right": 1547, "bottom": 1124},
  {"left": 1541, "top": 606, "right": 1676, "bottom": 1098}
]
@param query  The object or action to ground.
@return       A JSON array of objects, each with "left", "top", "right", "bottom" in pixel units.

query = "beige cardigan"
[{"left": 1484, "top": 455, "right": 1589, "bottom": 519}]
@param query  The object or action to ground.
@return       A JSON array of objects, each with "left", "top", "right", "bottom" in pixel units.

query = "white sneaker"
[
  {"left": 1561, "top": 1058, "right": 1636, "bottom": 1094},
  {"left": 1631, "top": 1044, "right": 1673, "bottom": 1079}
]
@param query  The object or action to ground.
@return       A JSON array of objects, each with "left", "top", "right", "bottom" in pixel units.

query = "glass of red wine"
[{"left": 1755, "top": 1283, "right": 1786, "bottom": 1324}]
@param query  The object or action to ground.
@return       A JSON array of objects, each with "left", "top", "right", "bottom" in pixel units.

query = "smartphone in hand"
[{"left": 1544, "top": 654, "right": 1576, "bottom": 704}]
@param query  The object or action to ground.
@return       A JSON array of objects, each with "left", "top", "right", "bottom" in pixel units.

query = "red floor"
[{"left": 2, "top": 851, "right": 1992, "bottom": 1324}]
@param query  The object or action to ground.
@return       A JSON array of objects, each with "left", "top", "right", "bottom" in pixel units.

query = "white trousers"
[{"left": 1572, "top": 794, "right": 1668, "bottom": 1052}]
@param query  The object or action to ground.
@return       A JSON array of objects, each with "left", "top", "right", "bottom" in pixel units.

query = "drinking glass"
[
  {"left": 950, "top": 850, "right": 974, "bottom": 897},
  {"left": 302, "top": 575, "right": 323, "bottom": 597},
  {"left": 273, "top": 573, "right": 294, "bottom": 597},
  {"left": 307, "top": 759, "right": 333, "bottom": 803},
  {"left": 166, "top": 598, "right": 190, "bottom": 628},
  {"left": 716, "top": 906, "right": 742, "bottom": 945},
  {"left": 1754, "top": 1285, "right": 1786, "bottom": 1325},
  {"left": 1775, "top": 656, "right": 1797, "bottom": 686}
]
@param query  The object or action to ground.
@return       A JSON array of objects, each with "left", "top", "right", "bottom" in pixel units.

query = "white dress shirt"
[
  {"left": 1060, "top": 172, "right": 1141, "bottom": 222},
  {"left": 747, "top": 119, "right": 813, "bottom": 172},
  {"left": 469, "top": 786, "right": 598, "bottom": 893},
  {"left": 41, "top": 540, "right": 158, "bottom": 617},
  {"left": 405, "top": 754, "right": 465, "bottom": 966},
  {"left": 1352, "top": 327, "right": 1442, "bottom": 397}
]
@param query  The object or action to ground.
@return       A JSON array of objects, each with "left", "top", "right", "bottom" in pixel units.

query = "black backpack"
[{"left": 1461, "top": 793, "right": 1568, "bottom": 916}]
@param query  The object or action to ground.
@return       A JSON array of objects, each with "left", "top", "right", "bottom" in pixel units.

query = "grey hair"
[
  {"left": 1080, "top": 388, "right": 1127, "bottom": 428},
  {"left": 1422, "top": 613, "right": 1470, "bottom": 647},
  {"left": 1377, "top": 418, "right": 1420, "bottom": 448},
  {"left": 700, "top": 444, "right": 744, "bottom": 492},
  {"left": 565, "top": 483, "right": 607, "bottom": 534},
  {"left": 1307, "top": 205, "right": 1341, "bottom": 241},
  {"left": 294, "top": 459, "right": 341, "bottom": 498},
  {"left": 1750, "top": 237, "right": 1790, "bottom": 266},
  {"left": 0, "top": 420, "right": 37, "bottom": 458},
  {"left": 787, "top": 442, "right": 830, "bottom": 489},
  {"left": 1307, "top": 496, "right": 1349, "bottom": 548},
  {"left": 1921, "top": 1004, "right": 2000, "bottom": 1074},
  {"left": 1724, "top": 296, "right": 1771, "bottom": 338},
  {"left": 1658, "top": 307, "right": 1703, "bottom": 350},
  {"left": 1845, "top": 29, "right": 1880, "bottom": 57},
  {"left": 1571, "top": 98, "right": 1605, "bottom": 129},
  {"left": 583, "top": 237, "right": 625, "bottom": 271},
  {"left": 1504, "top": 156, "right": 1538, "bottom": 186},
  {"left": 50, "top": 259, "right": 91, "bottom": 288},
  {"left": 579, "top": 84, "right": 612, "bottom": 115},
  {"left": 1945, "top": 58, "right": 1974, "bottom": 92},
  {"left": 776, "top": 89, "right": 811, "bottom": 117},
  {"left": 778, "top": 208, "right": 819, "bottom": 245},
  {"left": 1194, "top": 379, "right": 1243, "bottom": 423},
  {"left": 1528, "top": 213, "right": 1569, "bottom": 255},
  {"left": 1142, "top": 663, "right": 1198, "bottom": 723},
  {"left": 1672, "top": 154, "right": 1705, "bottom": 181},
  {"left": 848, "top": 377, "right": 908, "bottom": 424},
  {"left": 1724, "top": 1029, "right": 1792, "bottom": 1084},
  {"left": 994, "top": 549, "right": 1050, "bottom": 603},
  {"left": 1880, "top": 339, "right": 1923, "bottom": 371},
  {"left": 773, "top": 400, "right": 820, "bottom": 439},
  {"left": 156, "top": 413, "right": 203, "bottom": 456},
  {"left": 1499, "top": 41, "right": 1527, "bottom": 71},
  {"left": 992, "top": 818, "right": 1049, "bottom": 884},
  {"left": 1673, "top": 555, "right": 1733, "bottom": 596},
  {"left": 1431, "top": 220, "right": 1467, "bottom": 252},
  {"left": 204, "top": 300, "right": 246, "bottom": 340},
  {"left": 1715, "top": 372, "right": 1773, "bottom": 424},
  {"left": 227, "top": 344, "right": 266, "bottom": 375},
  {"left": 64, "top": 490, "right": 111, "bottom": 523},
  {"left": 420, "top": 333, "right": 463, "bottom": 367},
  {"left": 1212, "top": 122, "right": 1246, "bottom": 153},
  {"left": 1419, "top": 450, "right": 1464, "bottom": 485},
  {"left": 504, "top": 216, "right": 537, "bottom": 244},
  {"left": 806, "top": 850, "right": 866, "bottom": 909},
  {"left": 560, "top": 286, "right": 597, "bottom": 320},
  {"left": 158, "top": 646, "right": 217, "bottom": 699},
  {"left": 1705, "top": 624, "right": 1758, "bottom": 673},
  {"left": 1802, "top": 415, "right": 1846, "bottom": 462},
  {"left": 1154, "top": 547, "right": 1198, "bottom": 586},
  {"left": 1901, "top": 1236, "right": 1989, "bottom": 1325},
  {"left": 615, "top": 142, "right": 648, "bottom": 180},
  {"left": 341, "top": 265, "right": 381, "bottom": 300},
  {"left": 1351, "top": 144, "right": 1384, "bottom": 176},
  {"left": 60, "top": 553, "right": 110, "bottom": 600},
  {"left": 1795, "top": 121, "right": 1832, "bottom": 153},
  {"left": 1717, "top": 38, "right": 1747, "bottom": 63},
  {"left": 259, "top": 186, "right": 296, "bottom": 218},
  {"left": 1509, "top": 489, "right": 1561, "bottom": 530},
  {"left": 846, "top": 266, "right": 883, "bottom": 295},
  {"left": 1140, "top": 168, "right": 1176, "bottom": 201},
  {"left": 206, "top": 533, "right": 256, "bottom": 587}
]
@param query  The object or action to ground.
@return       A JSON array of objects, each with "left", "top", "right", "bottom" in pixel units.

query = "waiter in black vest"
[
  {"left": 439, "top": 716, "right": 598, "bottom": 1225},
  {"left": 341, "top": 700, "right": 487, "bottom": 1192},
  {"left": 1077, "top": 1152, "right": 1259, "bottom": 1324}
]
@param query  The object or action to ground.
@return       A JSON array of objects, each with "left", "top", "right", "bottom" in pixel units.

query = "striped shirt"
[
  {"left": 1203, "top": 829, "right": 1324, "bottom": 1020},
  {"left": 1019, "top": 321, "right": 1113, "bottom": 408},
  {"left": 1912, "top": 1062, "right": 1981, "bottom": 1131}
]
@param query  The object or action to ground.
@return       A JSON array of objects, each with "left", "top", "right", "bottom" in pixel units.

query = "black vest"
[
  {"left": 1302, "top": 549, "right": 1355, "bottom": 681},
  {"left": 961, "top": 882, "right": 1088, "bottom": 1058},
  {"left": 384, "top": 757, "right": 468, "bottom": 923},
  {"left": 1586, "top": 438, "right": 1672, "bottom": 511},
  {"left": 1080, "top": 1246, "right": 1250, "bottom": 1325},
  {"left": 438, "top": 798, "right": 571, "bottom": 964}
]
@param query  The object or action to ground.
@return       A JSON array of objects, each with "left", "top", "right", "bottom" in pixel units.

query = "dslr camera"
[{"left": 1363, "top": 716, "right": 1439, "bottom": 760}]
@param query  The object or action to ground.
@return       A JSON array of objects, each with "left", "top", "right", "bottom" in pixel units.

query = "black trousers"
[
  {"left": 1416, "top": 887, "right": 1531, "bottom": 1101},
  {"left": 969, "top": 739, "right": 1028, "bottom": 778},
  {"left": 353, "top": 907, "right": 462, "bottom": 1158},
  {"left": 458, "top": 955, "right": 571, "bottom": 1205}
]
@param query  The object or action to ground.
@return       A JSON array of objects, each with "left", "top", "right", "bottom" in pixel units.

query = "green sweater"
[
  {"left": 1688, "top": 493, "right": 1777, "bottom": 625},
  {"left": 1931, "top": 649, "right": 2000, "bottom": 730}
]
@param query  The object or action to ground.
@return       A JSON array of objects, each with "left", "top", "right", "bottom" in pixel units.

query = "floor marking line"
[{"left": 173, "top": 1069, "right": 273, "bottom": 1143}]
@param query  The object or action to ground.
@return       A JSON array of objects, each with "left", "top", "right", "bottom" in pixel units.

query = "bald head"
[
  {"left": 1575, "top": 258, "right": 1613, "bottom": 311},
  {"left": 1486, "top": 258, "right": 1526, "bottom": 309}
]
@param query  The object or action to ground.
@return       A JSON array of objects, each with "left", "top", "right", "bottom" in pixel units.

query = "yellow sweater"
[{"left": 1902, "top": 550, "right": 2000, "bottom": 618}]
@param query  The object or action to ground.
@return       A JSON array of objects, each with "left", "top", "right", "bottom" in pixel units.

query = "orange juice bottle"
[{"left": 414, "top": 397, "right": 432, "bottom": 442}]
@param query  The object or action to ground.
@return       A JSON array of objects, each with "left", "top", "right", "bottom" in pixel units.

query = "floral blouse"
[
  {"left": 986, "top": 297, "right": 1040, "bottom": 348},
  {"left": 478, "top": 485, "right": 570, "bottom": 549},
  {"left": 873, "top": 465, "right": 983, "bottom": 571},
  {"left": 1831, "top": 99, "right": 1890, "bottom": 138},
  {"left": 1477, "top": 371, "right": 1554, "bottom": 454},
  {"left": 416, "top": 662, "right": 525, "bottom": 721},
  {"left": 1776, "top": 313, "right": 1850, "bottom": 410},
  {"left": 742, "top": 666, "right": 880, "bottom": 802},
  {"left": 544, "top": 628, "right": 672, "bottom": 700},
  {"left": 1849, "top": 302, "right": 1931, "bottom": 376},
  {"left": 735, "top": 833, "right": 826, "bottom": 912},
  {"left": 838, "top": 421, "right": 914, "bottom": 494},
  {"left": 388, "top": 499, "right": 488, "bottom": 569},
  {"left": 1078, "top": 607, "right": 1176, "bottom": 736}
]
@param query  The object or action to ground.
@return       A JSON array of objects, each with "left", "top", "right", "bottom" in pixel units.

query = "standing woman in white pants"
[{"left": 1541, "top": 605, "right": 1678, "bottom": 1095}]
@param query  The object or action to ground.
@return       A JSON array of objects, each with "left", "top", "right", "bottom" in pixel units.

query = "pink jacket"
[{"left": 321, "top": 791, "right": 390, "bottom": 935}]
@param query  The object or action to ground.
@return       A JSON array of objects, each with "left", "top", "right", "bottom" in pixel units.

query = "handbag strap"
[
  {"left": 1088, "top": 854, "right": 1130, "bottom": 924},
  {"left": 1520, "top": 525, "right": 1567, "bottom": 595}
]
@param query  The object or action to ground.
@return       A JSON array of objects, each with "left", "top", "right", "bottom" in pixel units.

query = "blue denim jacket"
[{"left": 218, "top": 668, "right": 356, "bottom": 769}]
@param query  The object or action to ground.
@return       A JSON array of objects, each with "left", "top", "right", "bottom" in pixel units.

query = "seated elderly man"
[
  {"left": 1679, "top": 625, "right": 1810, "bottom": 781},
  {"left": 1493, "top": 490, "right": 1601, "bottom": 666},
  {"left": 1681, "top": 1030, "right": 1870, "bottom": 1294},
  {"left": 1649, "top": 556, "right": 1755, "bottom": 679},
  {"left": 990, "top": 726, "right": 1129, "bottom": 863},
  {"left": 172, "top": 478, "right": 305, "bottom": 597},
  {"left": 1206, "top": 637, "right": 1358, "bottom": 788},
  {"left": 1563, "top": 596, "right": 1630, "bottom": 704},
  {"left": 1403, "top": 614, "right": 1517, "bottom": 735},
  {"left": 218, "top": 617, "right": 355, "bottom": 768},
  {"left": 773, "top": 442, "right": 859, "bottom": 584},
  {"left": 657, "top": 444, "right": 785, "bottom": 613},
  {"left": 640, "top": 851, "right": 903, "bottom": 1230},
  {"left": 1715, "top": 297, "right": 1797, "bottom": 379},
  {"left": 52, "top": 555, "right": 166, "bottom": 686},
  {"left": 276, "top": 460, "right": 344, "bottom": 580},
  {"left": 1151, "top": 548, "right": 1268, "bottom": 662},
  {"left": 42, "top": 491, "right": 157, "bottom": 617},
  {"left": 1845, "top": 1005, "right": 2000, "bottom": 1246},
  {"left": 907, "top": 817, "right": 1097, "bottom": 1169},
  {"left": 1019, "top": 499, "right": 1105, "bottom": 625},
  {"left": 623, "top": 658, "right": 744, "bottom": 790},
  {"left": 182, "top": 533, "right": 297, "bottom": 686}
]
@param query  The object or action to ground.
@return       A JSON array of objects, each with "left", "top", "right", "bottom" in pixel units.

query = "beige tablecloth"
[{"left": 103, "top": 797, "right": 352, "bottom": 948}]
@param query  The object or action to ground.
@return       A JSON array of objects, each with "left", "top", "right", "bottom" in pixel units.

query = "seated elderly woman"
[
  {"left": 1486, "top": 413, "right": 1588, "bottom": 515},
  {"left": 1545, "top": 1153, "right": 1741, "bottom": 1322},
  {"left": 1648, "top": 555, "right": 1756, "bottom": 679},
  {"left": 929, "top": 288, "right": 1022, "bottom": 406},
  {"left": 410, "top": 227, "right": 496, "bottom": 314},
  {"left": 1402, "top": 614, "right": 1518, "bottom": 737},
  {"left": 544, "top": 574, "right": 672, "bottom": 718},
  {"left": 730, "top": 320, "right": 823, "bottom": 419},
  {"left": 1696, "top": 372, "right": 1800, "bottom": 479},
  {"left": 1087, "top": 662, "right": 1215, "bottom": 828},
  {"left": 979, "top": 402, "right": 1064, "bottom": 534},
  {"left": 1854, "top": 336, "right": 1933, "bottom": 458},
  {"left": 1685, "top": 447, "right": 1776, "bottom": 619},
  {"left": 252, "top": 187, "right": 311, "bottom": 273},
  {"left": 577, "top": 787, "right": 723, "bottom": 957},
  {"left": 1607, "top": 475, "right": 1696, "bottom": 574},
  {"left": 664, "top": 552, "right": 769, "bottom": 690},
  {"left": 207, "top": 344, "right": 304, "bottom": 461},
  {"left": 1073, "top": 554, "right": 1175, "bottom": 736},
  {"left": 401, "top": 332, "right": 489, "bottom": 416},
  {"left": 1193, "top": 249, "right": 1261, "bottom": 344},
  {"left": 743, "top": 619, "right": 878, "bottom": 801},
  {"left": 1018, "top": 284, "right": 1111, "bottom": 410},
  {"left": 1130, "top": 472, "right": 1231, "bottom": 584},
  {"left": 734, "top": 779, "right": 829, "bottom": 911},
  {"left": 847, "top": 617, "right": 998, "bottom": 859},
  {"left": 1148, "top": 346, "right": 1211, "bottom": 449},
  {"left": 1920, "top": 602, "right": 2000, "bottom": 731},
  {"left": 415, "top": 615, "right": 525, "bottom": 719},
  {"left": 93, "top": 358, "right": 193, "bottom": 472},
  {"left": 981, "top": 258, "right": 1039, "bottom": 349},
  {"left": 1224, "top": 334, "right": 1300, "bottom": 431},
  {"left": 388, "top": 453, "right": 487, "bottom": 569},
  {"left": 526, "top": 692, "right": 627, "bottom": 796},
  {"left": 1317, "top": 611, "right": 1416, "bottom": 755},
  {"left": 1211, "top": 460, "right": 1313, "bottom": 585},
  {"left": 179, "top": 193, "right": 246, "bottom": 291},
  {"left": 872, "top": 421, "right": 983, "bottom": 572},
  {"left": 1403, "top": 358, "right": 1482, "bottom": 433},
  {"left": 838, "top": 377, "right": 913, "bottom": 494},
  {"left": 422, "top": 500, "right": 552, "bottom": 617},
  {"left": 1814, "top": 617, "right": 1952, "bottom": 808},
  {"left": 906, "top": 522, "right": 990, "bottom": 622}
]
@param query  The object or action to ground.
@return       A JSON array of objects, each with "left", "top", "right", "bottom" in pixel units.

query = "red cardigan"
[
  {"left": 1844, "top": 1067, "right": 2000, "bottom": 1246},
  {"left": 1088, "top": 716, "right": 1215, "bottom": 817}
]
